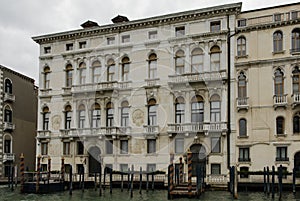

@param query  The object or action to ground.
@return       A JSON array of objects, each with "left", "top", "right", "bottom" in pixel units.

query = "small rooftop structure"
[
  {"left": 80, "top": 20, "right": 99, "bottom": 28},
  {"left": 111, "top": 15, "right": 129, "bottom": 23}
]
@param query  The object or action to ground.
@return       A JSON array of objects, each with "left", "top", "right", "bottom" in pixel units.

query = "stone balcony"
[
  {"left": 3, "top": 153, "right": 15, "bottom": 162},
  {"left": 273, "top": 94, "right": 288, "bottom": 109},
  {"left": 144, "top": 78, "right": 160, "bottom": 88},
  {"left": 168, "top": 122, "right": 227, "bottom": 136},
  {"left": 3, "top": 122, "right": 15, "bottom": 131},
  {"left": 60, "top": 127, "right": 131, "bottom": 139},
  {"left": 168, "top": 70, "right": 227, "bottom": 85},
  {"left": 236, "top": 97, "right": 249, "bottom": 111},
  {"left": 292, "top": 93, "right": 300, "bottom": 108},
  {"left": 37, "top": 130, "right": 51, "bottom": 139},
  {"left": 4, "top": 93, "right": 15, "bottom": 102},
  {"left": 143, "top": 125, "right": 159, "bottom": 138},
  {"left": 72, "top": 81, "right": 117, "bottom": 93}
]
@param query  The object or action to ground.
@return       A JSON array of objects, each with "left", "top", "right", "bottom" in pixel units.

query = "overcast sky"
[{"left": 0, "top": 0, "right": 298, "bottom": 85}]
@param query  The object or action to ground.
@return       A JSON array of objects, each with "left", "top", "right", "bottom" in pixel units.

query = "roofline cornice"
[
  {"left": 0, "top": 65, "right": 35, "bottom": 83},
  {"left": 32, "top": 2, "right": 242, "bottom": 44}
]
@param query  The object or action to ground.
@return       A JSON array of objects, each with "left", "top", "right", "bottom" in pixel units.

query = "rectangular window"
[
  {"left": 79, "top": 41, "right": 86, "bottom": 49},
  {"left": 105, "top": 164, "right": 113, "bottom": 170},
  {"left": 120, "top": 140, "right": 128, "bottom": 154},
  {"left": 41, "top": 143, "right": 48, "bottom": 155},
  {"left": 66, "top": 43, "right": 73, "bottom": 51},
  {"left": 175, "top": 26, "right": 185, "bottom": 37},
  {"left": 121, "top": 35, "right": 130, "bottom": 43},
  {"left": 211, "top": 164, "right": 221, "bottom": 175},
  {"left": 147, "top": 139, "right": 156, "bottom": 154},
  {"left": 148, "top": 31, "right": 157, "bottom": 39},
  {"left": 63, "top": 142, "right": 70, "bottom": 155},
  {"left": 276, "top": 147, "right": 288, "bottom": 161},
  {"left": 237, "top": 19, "right": 246, "bottom": 27},
  {"left": 106, "top": 140, "right": 113, "bottom": 154},
  {"left": 78, "top": 110, "right": 85, "bottom": 128},
  {"left": 239, "top": 147, "right": 250, "bottom": 162},
  {"left": 210, "top": 101, "right": 221, "bottom": 122},
  {"left": 107, "top": 108, "right": 114, "bottom": 127},
  {"left": 120, "top": 164, "right": 128, "bottom": 172},
  {"left": 107, "top": 37, "right": 115, "bottom": 45},
  {"left": 4, "top": 140, "right": 11, "bottom": 153},
  {"left": 149, "top": 60, "right": 157, "bottom": 79},
  {"left": 77, "top": 141, "right": 84, "bottom": 155},
  {"left": 210, "top": 21, "right": 221, "bottom": 32},
  {"left": 175, "top": 138, "right": 184, "bottom": 154},
  {"left": 44, "top": 46, "right": 51, "bottom": 54},
  {"left": 274, "top": 13, "right": 282, "bottom": 22},
  {"left": 65, "top": 111, "right": 72, "bottom": 129},
  {"left": 211, "top": 137, "right": 220, "bottom": 153},
  {"left": 147, "top": 164, "right": 156, "bottom": 172},
  {"left": 291, "top": 11, "right": 299, "bottom": 20},
  {"left": 41, "top": 164, "right": 48, "bottom": 172}
]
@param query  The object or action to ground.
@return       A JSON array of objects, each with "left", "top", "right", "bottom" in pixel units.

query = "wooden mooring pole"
[
  {"left": 20, "top": 153, "right": 25, "bottom": 193},
  {"left": 82, "top": 166, "right": 85, "bottom": 192},
  {"left": 69, "top": 165, "right": 73, "bottom": 195},
  {"left": 99, "top": 164, "right": 102, "bottom": 196},
  {"left": 293, "top": 168, "right": 296, "bottom": 195},
  {"left": 267, "top": 166, "right": 270, "bottom": 195},
  {"left": 187, "top": 150, "right": 192, "bottom": 195},
  {"left": 179, "top": 157, "right": 183, "bottom": 184},
  {"left": 263, "top": 167, "right": 266, "bottom": 193},
  {"left": 61, "top": 157, "right": 65, "bottom": 183},
  {"left": 36, "top": 155, "right": 41, "bottom": 193},
  {"left": 48, "top": 157, "right": 51, "bottom": 186},
  {"left": 139, "top": 167, "right": 142, "bottom": 194},
  {"left": 278, "top": 165, "right": 283, "bottom": 200},
  {"left": 271, "top": 166, "right": 275, "bottom": 199},
  {"left": 130, "top": 165, "right": 134, "bottom": 198}
]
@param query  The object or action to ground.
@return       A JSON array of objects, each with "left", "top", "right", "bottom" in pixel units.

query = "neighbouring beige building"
[
  {"left": 32, "top": 3, "right": 241, "bottom": 185},
  {"left": 234, "top": 2, "right": 300, "bottom": 179},
  {"left": 0, "top": 65, "right": 37, "bottom": 179}
]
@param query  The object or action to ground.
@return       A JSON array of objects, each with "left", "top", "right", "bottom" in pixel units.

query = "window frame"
[{"left": 273, "top": 31, "right": 283, "bottom": 52}]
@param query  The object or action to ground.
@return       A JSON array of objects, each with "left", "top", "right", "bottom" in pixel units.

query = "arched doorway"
[
  {"left": 190, "top": 144, "right": 206, "bottom": 176},
  {"left": 88, "top": 146, "right": 101, "bottom": 174},
  {"left": 294, "top": 152, "right": 300, "bottom": 177}
]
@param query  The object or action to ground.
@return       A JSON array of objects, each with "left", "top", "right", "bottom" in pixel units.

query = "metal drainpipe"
[{"left": 227, "top": 15, "right": 240, "bottom": 169}]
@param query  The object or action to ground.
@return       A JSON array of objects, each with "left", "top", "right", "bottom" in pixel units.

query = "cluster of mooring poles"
[
  {"left": 19, "top": 154, "right": 164, "bottom": 196},
  {"left": 167, "top": 151, "right": 205, "bottom": 200}
]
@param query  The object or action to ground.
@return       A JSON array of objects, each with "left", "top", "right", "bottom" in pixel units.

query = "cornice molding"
[{"left": 32, "top": 3, "right": 241, "bottom": 44}]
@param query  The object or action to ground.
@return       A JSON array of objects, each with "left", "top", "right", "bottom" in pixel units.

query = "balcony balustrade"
[
  {"left": 168, "top": 122, "right": 226, "bottom": 135},
  {"left": 168, "top": 71, "right": 227, "bottom": 84},
  {"left": 273, "top": 94, "right": 287, "bottom": 108},
  {"left": 144, "top": 78, "right": 159, "bottom": 87},
  {"left": 237, "top": 97, "right": 249, "bottom": 111},
  {"left": 62, "top": 127, "right": 131, "bottom": 138},
  {"left": 72, "top": 81, "right": 117, "bottom": 93},
  {"left": 4, "top": 122, "right": 15, "bottom": 131},
  {"left": 3, "top": 153, "right": 15, "bottom": 162},
  {"left": 4, "top": 93, "right": 15, "bottom": 102}
]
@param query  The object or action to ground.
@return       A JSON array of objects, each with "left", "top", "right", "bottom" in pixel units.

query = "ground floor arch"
[
  {"left": 88, "top": 146, "right": 101, "bottom": 174},
  {"left": 190, "top": 144, "right": 207, "bottom": 176}
]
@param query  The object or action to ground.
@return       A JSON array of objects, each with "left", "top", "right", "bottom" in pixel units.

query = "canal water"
[{"left": 1, "top": 186, "right": 300, "bottom": 201}]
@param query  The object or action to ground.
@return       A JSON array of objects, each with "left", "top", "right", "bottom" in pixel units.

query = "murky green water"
[{"left": 1, "top": 186, "right": 300, "bottom": 201}]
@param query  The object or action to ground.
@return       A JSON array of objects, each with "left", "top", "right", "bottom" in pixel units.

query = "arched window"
[
  {"left": 42, "top": 106, "right": 49, "bottom": 130},
  {"left": 121, "top": 101, "right": 129, "bottom": 127},
  {"left": 191, "top": 95, "right": 204, "bottom": 123},
  {"left": 210, "top": 94, "right": 221, "bottom": 122},
  {"left": 106, "top": 102, "right": 114, "bottom": 127},
  {"left": 239, "top": 119, "right": 247, "bottom": 137},
  {"left": 293, "top": 112, "right": 300, "bottom": 134},
  {"left": 4, "top": 79, "right": 12, "bottom": 94},
  {"left": 273, "top": 31, "right": 283, "bottom": 52},
  {"left": 78, "top": 104, "right": 85, "bottom": 129},
  {"left": 237, "top": 36, "right": 246, "bottom": 56},
  {"left": 148, "top": 99, "right": 157, "bottom": 126},
  {"left": 148, "top": 53, "right": 157, "bottom": 79},
  {"left": 293, "top": 66, "right": 300, "bottom": 94},
  {"left": 292, "top": 28, "right": 300, "bottom": 53},
  {"left": 210, "top": 46, "right": 220, "bottom": 71},
  {"left": 91, "top": 103, "right": 101, "bottom": 128},
  {"left": 238, "top": 72, "right": 247, "bottom": 98},
  {"left": 121, "top": 57, "right": 130, "bottom": 81},
  {"left": 107, "top": 59, "right": 115, "bottom": 82},
  {"left": 92, "top": 60, "right": 101, "bottom": 83},
  {"left": 43, "top": 66, "right": 50, "bottom": 89},
  {"left": 79, "top": 62, "right": 86, "bottom": 85},
  {"left": 276, "top": 116, "right": 285, "bottom": 135},
  {"left": 175, "top": 50, "right": 185, "bottom": 74},
  {"left": 175, "top": 97, "right": 185, "bottom": 124},
  {"left": 65, "top": 105, "right": 72, "bottom": 129},
  {"left": 274, "top": 68, "right": 284, "bottom": 96},
  {"left": 191, "top": 48, "right": 203, "bottom": 73},
  {"left": 65, "top": 64, "right": 73, "bottom": 87}
]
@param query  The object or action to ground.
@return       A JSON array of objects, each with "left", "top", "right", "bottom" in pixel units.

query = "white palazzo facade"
[
  {"left": 234, "top": 2, "right": 300, "bottom": 181},
  {"left": 33, "top": 3, "right": 241, "bottom": 184}
]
